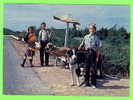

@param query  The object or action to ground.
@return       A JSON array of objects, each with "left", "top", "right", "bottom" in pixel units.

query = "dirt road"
[{"left": 4, "top": 36, "right": 55, "bottom": 95}]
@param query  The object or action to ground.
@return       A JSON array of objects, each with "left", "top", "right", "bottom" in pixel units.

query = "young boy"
[
  {"left": 78, "top": 24, "right": 102, "bottom": 88},
  {"left": 38, "top": 22, "right": 51, "bottom": 66},
  {"left": 21, "top": 26, "right": 37, "bottom": 67}
]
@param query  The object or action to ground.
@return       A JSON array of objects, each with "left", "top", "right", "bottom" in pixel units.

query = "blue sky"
[{"left": 4, "top": 4, "right": 130, "bottom": 32}]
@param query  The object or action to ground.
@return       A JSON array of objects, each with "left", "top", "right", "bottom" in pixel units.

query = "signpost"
[{"left": 53, "top": 16, "right": 80, "bottom": 47}]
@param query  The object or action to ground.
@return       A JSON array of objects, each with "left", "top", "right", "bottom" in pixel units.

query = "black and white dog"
[
  {"left": 67, "top": 48, "right": 98, "bottom": 87},
  {"left": 67, "top": 48, "right": 85, "bottom": 86}
]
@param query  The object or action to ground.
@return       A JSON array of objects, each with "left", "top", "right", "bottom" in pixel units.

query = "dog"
[
  {"left": 67, "top": 48, "right": 98, "bottom": 87},
  {"left": 46, "top": 43, "right": 70, "bottom": 67},
  {"left": 67, "top": 48, "right": 85, "bottom": 86}
]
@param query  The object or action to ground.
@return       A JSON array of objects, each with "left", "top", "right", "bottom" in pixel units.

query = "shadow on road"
[{"left": 97, "top": 78, "right": 129, "bottom": 89}]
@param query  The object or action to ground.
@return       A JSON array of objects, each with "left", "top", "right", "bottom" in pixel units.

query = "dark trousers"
[
  {"left": 84, "top": 49, "right": 97, "bottom": 86},
  {"left": 40, "top": 40, "right": 49, "bottom": 66},
  {"left": 84, "top": 66, "right": 97, "bottom": 86}
]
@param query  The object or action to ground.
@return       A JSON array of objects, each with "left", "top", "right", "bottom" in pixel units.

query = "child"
[
  {"left": 78, "top": 24, "right": 102, "bottom": 88},
  {"left": 38, "top": 22, "right": 51, "bottom": 66},
  {"left": 21, "top": 26, "right": 37, "bottom": 67}
]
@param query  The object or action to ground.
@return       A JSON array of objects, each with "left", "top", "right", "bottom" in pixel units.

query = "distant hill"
[{"left": 3, "top": 27, "right": 16, "bottom": 35}]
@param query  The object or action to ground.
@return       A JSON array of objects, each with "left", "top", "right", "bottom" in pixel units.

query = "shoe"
[
  {"left": 84, "top": 82, "right": 91, "bottom": 87},
  {"left": 41, "top": 64, "right": 44, "bottom": 66},
  {"left": 92, "top": 85, "right": 96, "bottom": 88},
  {"left": 45, "top": 64, "right": 49, "bottom": 66},
  {"left": 21, "top": 64, "right": 24, "bottom": 67},
  {"left": 30, "top": 64, "right": 34, "bottom": 67}
]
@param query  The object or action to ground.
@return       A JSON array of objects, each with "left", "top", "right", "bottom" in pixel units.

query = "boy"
[
  {"left": 21, "top": 26, "right": 37, "bottom": 67},
  {"left": 38, "top": 22, "right": 51, "bottom": 66},
  {"left": 78, "top": 24, "right": 102, "bottom": 88}
]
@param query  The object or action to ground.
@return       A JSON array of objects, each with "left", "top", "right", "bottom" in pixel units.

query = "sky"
[{"left": 4, "top": 4, "right": 130, "bottom": 32}]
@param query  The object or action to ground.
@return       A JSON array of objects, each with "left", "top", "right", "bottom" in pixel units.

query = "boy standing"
[
  {"left": 78, "top": 24, "right": 102, "bottom": 88},
  {"left": 38, "top": 22, "right": 51, "bottom": 66},
  {"left": 21, "top": 26, "right": 37, "bottom": 67}
]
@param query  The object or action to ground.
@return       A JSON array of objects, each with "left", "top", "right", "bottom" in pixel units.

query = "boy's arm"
[
  {"left": 96, "top": 37, "right": 102, "bottom": 62},
  {"left": 78, "top": 37, "right": 85, "bottom": 50},
  {"left": 96, "top": 36, "right": 102, "bottom": 48}
]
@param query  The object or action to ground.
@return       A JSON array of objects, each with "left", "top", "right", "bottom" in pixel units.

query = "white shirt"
[{"left": 38, "top": 29, "right": 49, "bottom": 41}]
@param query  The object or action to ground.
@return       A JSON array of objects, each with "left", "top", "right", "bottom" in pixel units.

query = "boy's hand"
[
  {"left": 78, "top": 47, "right": 81, "bottom": 50},
  {"left": 96, "top": 57, "right": 99, "bottom": 62}
]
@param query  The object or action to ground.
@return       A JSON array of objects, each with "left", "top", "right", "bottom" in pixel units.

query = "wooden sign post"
[{"left": 53, "top": 16, "right": 80, "bottom": 47}]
